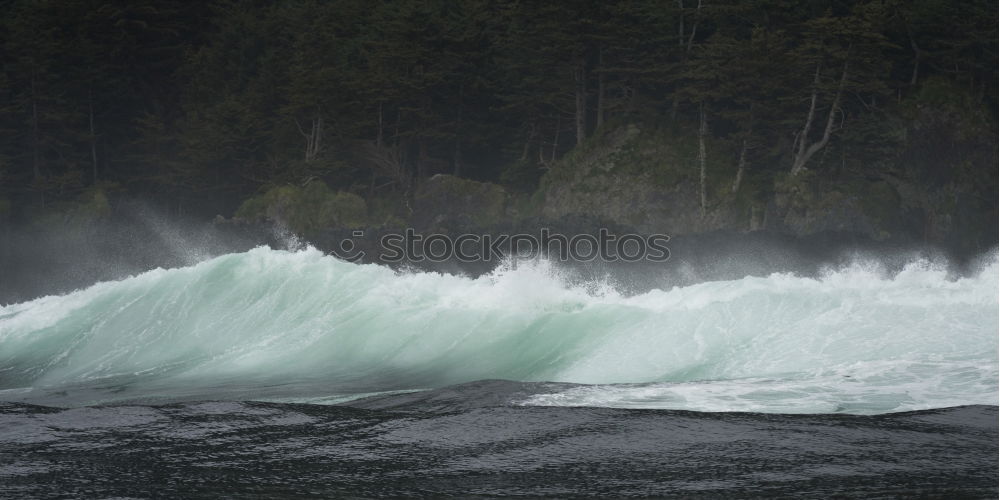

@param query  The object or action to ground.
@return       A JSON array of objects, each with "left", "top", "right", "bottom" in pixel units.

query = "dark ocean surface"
[{"left": 0, "top": 381, "right": 996, "bottom": 498}]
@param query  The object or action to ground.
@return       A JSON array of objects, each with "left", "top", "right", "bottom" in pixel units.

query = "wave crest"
[{"left": 0, "top": 246, "right": 996, "bottom": 412}]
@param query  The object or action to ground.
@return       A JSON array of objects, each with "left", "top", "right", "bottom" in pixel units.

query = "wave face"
[{"left": 0, "top": 246, "right": 997, "bottom": 413}]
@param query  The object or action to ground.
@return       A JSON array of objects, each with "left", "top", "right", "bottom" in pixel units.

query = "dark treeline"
[{"left": 0, "top": 0, "right": 996, "bottom": 225}]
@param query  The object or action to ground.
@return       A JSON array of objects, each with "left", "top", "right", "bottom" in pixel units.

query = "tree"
[{"left": 786, "top": 3, "right": 892, "bottom": 175}]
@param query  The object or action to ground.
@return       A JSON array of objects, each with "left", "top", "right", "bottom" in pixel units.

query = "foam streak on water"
[{"left": 0, "top": 246, "right": 996, "bottom": 413}]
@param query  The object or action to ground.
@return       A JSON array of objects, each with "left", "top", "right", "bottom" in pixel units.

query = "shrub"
[{"left": 236, "top": 180, "right": 368, "bottom": 234}]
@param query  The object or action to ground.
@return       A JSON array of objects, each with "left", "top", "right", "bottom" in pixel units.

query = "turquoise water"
[{"left": 1, "top": 246, "right": 996, "bottom": 413}]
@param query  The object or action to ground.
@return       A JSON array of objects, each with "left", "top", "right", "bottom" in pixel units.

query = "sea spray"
[{"left": 0, "top": 246, "right": 996, "bottom": 413}]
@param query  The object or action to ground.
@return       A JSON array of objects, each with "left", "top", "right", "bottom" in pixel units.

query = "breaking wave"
[{"left": 0, "top": 246, "right": 996, "bottom": 413}]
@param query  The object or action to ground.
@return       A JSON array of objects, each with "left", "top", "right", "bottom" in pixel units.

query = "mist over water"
[
  {"left": 0, "top": 202, "right": 279, "bottom": 305},
  {"left": 1, "top": 242, "right": 995, "bottom": 414}
]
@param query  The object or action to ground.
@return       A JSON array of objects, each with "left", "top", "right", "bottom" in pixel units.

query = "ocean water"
[
  {"left": 0, "top": 246, "right": 996, "bottom": 496},
  {"left": 1, "top": 246, "right": 996, "bottom": 412}
]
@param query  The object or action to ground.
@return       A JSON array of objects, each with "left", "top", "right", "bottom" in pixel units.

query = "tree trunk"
[
  {"left": 574, "top": 55, "right": 587, "bottom": 146},
  {"left": 671, "top": 0, "right": 702, "bottom": 123},
  {"left": 792, "top": 63, "right": 821, "bottom": 168},
  {"left": 790, "top": 53, "right": 849, "bottom": 175},
  {"left": 521, "top": 121, "right": 537, "bottom": 161},
  {"left": 453, "top": 84, "right": 464, "bottom": 177},
  {"left": 732, "top": 104, "right": 753, "bottom": 194},
  {"left": 376, "top": 102, "right": 383, "bottom": 148},
  {"left": 298, "top": 114, "right": 323, "bottom": 162},
  {"left": 394, "top": 108, "right": 401, "bottom": 147},
  {"left": 307, "top": 119, "right": 315, "bottom": 161},
  {"left": 732, "top": 139, "right": 747, "bottom": 194},
  {"left": 417, "top": 140, "right": 429, "bottom": 179},
  {"left": 89, "top": 87, "right": 98, "bottom": 184},
  {"left": 313, "top": 116, "right": 322, "bottom": 160},
  {"left": 686, "top": 0, "right": 702, "bottom": 54},
  {"left": 906, "top": 23, "right": 921, "bottom": 86},
  {"left": 596, "top": 47, "right": 605, "bottom": 129},
  {"left": 677, "top": 0, "right": 685, "bottom": 46},
  {"left": 698, "top": 102, "right": 707, "bottom": 218},
  {"left": 551, "top": 115, "right": 560, "bottom": 163},
  {"left": 30, "top": 72, "right": 41, "bottom": 182}
]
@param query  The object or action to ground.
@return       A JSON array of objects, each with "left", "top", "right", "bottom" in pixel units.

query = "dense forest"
[{"left": 0, "top": 0, "right": 996, "bottom": 248}]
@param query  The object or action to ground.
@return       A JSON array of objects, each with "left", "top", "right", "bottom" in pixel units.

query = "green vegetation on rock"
[
  {"left": 414, "top": 175, "right": 507, "bottom": 230},
  {"left": 236, "top": 181, "right": 367, "bottom": 235}
]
